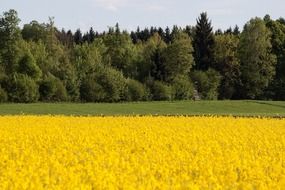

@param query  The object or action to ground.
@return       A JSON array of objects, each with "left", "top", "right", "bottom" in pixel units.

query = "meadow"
[
  {"left": 0, "top": 100, "right": 285, "bottom": 116},
  {"left": 0, "top": 116, "right": 284, "bottom": 189}
]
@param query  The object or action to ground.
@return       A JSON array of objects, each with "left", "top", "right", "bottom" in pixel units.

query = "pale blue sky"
[{"left": 1, "top": 0, "right": 284, "bottom": 32}]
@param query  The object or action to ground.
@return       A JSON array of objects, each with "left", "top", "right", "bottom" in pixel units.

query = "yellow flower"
[{"left": 0, "top": 116, "right": 284, "bottom": 189}]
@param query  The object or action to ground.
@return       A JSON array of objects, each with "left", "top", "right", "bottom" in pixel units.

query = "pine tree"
[
  {"left": 215, "top": 29, "right": 223, "bottom": 35},
  {"left": 115, "top": 23, "right": 120, "bottom": 35},
  {"left": 74, "top": 29, "right": 83, "bottom": 44},
  {"left": 157, "top": 27, "right": 165, "bottom": 39},
  {"left": 233, "top": 25, "right": 240, "bottom": 35},
  {"left": 89, "top": 27, "right": 96, "bottom": 43},
  {"left": 170, "top": 25, "right": 180, "bottom": 42},
  {"left": 150, "top": 27, "right": 156, "bottom": 36},
  {"left": 66, "top": 30, "right": 74, "bottom": 47},
  {"left": 193, "top": 12, "right": 215, "bottom": 71},
  {"left": 130, "top": 31, "right": 138, "bottom": 43},
  {"left": 165, "top": 27, "right": 171, "bottom": 44},
  {"left": 224, "top": 27, "right": 233, "bottom": 34},
  {"left": 184, "top": 25, "right": 194, "bottom": 38}
]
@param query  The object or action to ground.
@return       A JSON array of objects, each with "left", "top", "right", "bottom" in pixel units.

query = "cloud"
[
  {"left": 92, "top": 0, "right": 167, "bottom": 12},
  {"left": 93, "top": 0, "right": 129, "bottom": 11}
]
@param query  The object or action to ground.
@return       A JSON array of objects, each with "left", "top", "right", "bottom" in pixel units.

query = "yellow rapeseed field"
[{"left": 0, "top": 116, "right": 284, "bottom": 189}]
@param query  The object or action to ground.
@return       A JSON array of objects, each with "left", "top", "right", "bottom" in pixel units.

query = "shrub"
[
  {"left": 191, "top": 69, "right": 221, "bottom": 100},
  {"left": 53, "top": 79, "right": 68, "bottom": 101},
  {"left": 171, "top": 75, "right": 194, "bottom": 100},
  {"left": 39, "top": 76, "right": 68, "bottom": 102},
  {"left": 6, "top": 74, "right": 39, "bottom": 103},
  {"left": 101, "top": 67, "right": 127, "bottom": 102},
  {"left": 126, "top": 79, "right": 148, "bottom": 101},
  {"left": 80, "top": 78, "right": 106, "bottom": 102},
  {"left": 80, "top": 67, "right": 127, "bottom": 102},
  {"left": 0, "top": 87, "right": 8, "bottom": 103},
  {"left": 18, "top": 52, "right": 42, "bottom": 80},
  {"left": 39, "top": 77, "right": 57, "bottom": 101},
  {"left": 150, "top": 80, "right": 172, "bottom": 101}
]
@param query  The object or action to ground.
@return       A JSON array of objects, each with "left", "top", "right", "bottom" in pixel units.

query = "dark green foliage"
[
  {"left": 264, "top": 16, "right": 285, "bottom": 100},
  {"left": 149, "top": 80, "right": 172, "bottom": 101},
  {"left": 126, "top": 79, "right": 149, "bottom": 101},
  {"left": 74, "top": 29, "right": 83, "bottom": 44},
  {"left": 164, "top": 27, "right": 171, "bottom": 43},
  {"left": 53, "top": 79, "right": 68, "bottom": 101},
  {"left": 97, "top": 67, "right": 127, "bottom": 102},
  {"left": 171, "top": 75, "right": 194, "bottom": 100},
  {"left": 39, "top": 77, "right": 57, "bottom": 101},
  {"left": 80, "top": 67, "right": 127, "bottom": 102},
  {"left": 5, "top": 74, "right": 39, "bottom": 103},
  {"left": 82, "top": 27, "right": 96, "bottom": 43},
  {"left": 0, "top": 86, "right": 7, "bottom": 102},
  {"left": 213, "top": 34, "right": 240, "bottom": 99},
  {"left": 18, "top": 52, "right": 42, "bottom": 80},
  {"left": 264, "top": 16, "right": 285, "bottom": 80},
  {"left": 80, "top": 78, "right": 106, "bottom": 102},
  {"left": 141, "top": 33, "right": 167, "bottom": 81},
  {"left": 0, "top": 64, "right": 6, "bottom": 82},
  {"left": 79, "top": 66, "right": 107, "bottom": 102},
  {"left": 1, "top": 9, "right": 285, "bottom": 102},
  {"left": 191, "top": 69, "right": 221, "bottom": 100},
  {"left": 193, "top": 12, "right": 215, "bottom": 71},
  {"left": 233, "top": 25, "right": 240, "bottom": 35},
  {"left": 39, "top": 75, "right": 68, "bottom": 102},
  {"left": 271, "top": 80, "right": 285, "bottom": 100},
  {"left": 22, "top": 21, "right": 47, "bottom": 42}
]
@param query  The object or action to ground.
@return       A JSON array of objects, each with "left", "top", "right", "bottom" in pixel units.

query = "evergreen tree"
[
  {"left": 164, "top": 26, "right": 171, "bottom": 44},
  {"left": 157, "top": 27, "right": 165, "bottom": 39},
  {"left": 74, "top": 29, "right": 83, "bottom": 44},
  {"left": 140, "top": 33, "right": 167, "bottom": 81},
  {"left": 277, "top": 17, "right": 285, "bottom": 25},
  {"left": 130, "top": 31, "right": 138, "bottom": 43},
  {"left": 193, "top": 12, "right": 215, "bottom": 71},
  {"left": 115, "top": 23, "right": 120, "bottom": 35},
  {"left": 170, "top": 25, "right": 180, "bottom": 42},
  {"left": 66, "top": 30, "right": 74, "bottom": 47},
  {"left": 89, "top": 27, "right": 96, "bottom": 42},
  {"left": 215, "top": 29, "right": 223, "bottom": 35},
  {"left": 224, "top": 27, "right": 233, "bottom": 34},
  {"left": 142, "top": 28, "right": 151, "bottom": 41},
  {"left": 233, "top": 25, "right": 240, "bottom": 35},
  {"left": 184, "top": 25, "right": 194, "bottom": 38}
]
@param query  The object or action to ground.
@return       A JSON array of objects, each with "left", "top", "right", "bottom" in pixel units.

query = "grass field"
[{"left": 0, "top": 100, "right": 285, "bottom": 116}]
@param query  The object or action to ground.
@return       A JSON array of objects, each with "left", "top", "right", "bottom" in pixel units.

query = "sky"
[{"left": 1, "top": 0, "right": 284, "bottom": 32}]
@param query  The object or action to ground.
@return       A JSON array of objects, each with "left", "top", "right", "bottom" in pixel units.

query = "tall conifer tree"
[{"left": 193, "top": 12, "right": 215, "bottom": 70}]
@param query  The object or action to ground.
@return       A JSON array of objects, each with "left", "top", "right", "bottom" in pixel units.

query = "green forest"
[{"left": 0, "top": 9, "right": 285, "bottom": 103}]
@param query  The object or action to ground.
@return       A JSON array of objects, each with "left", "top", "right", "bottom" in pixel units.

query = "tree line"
[{"left": 0, "top": 9, "right": 284, "bottom": 103}]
